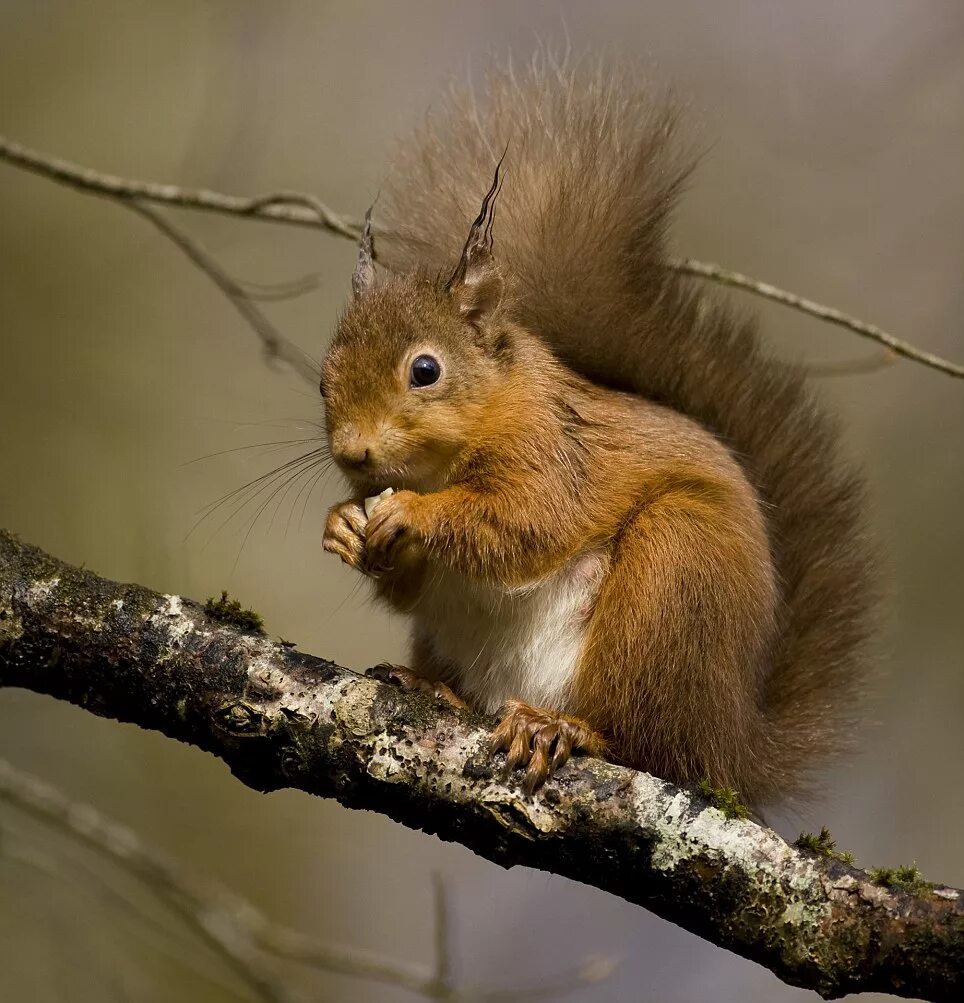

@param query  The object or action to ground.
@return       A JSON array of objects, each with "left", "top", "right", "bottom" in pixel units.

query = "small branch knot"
[{"left": 214, "top": 701, "right": 267, "bottom": 736}]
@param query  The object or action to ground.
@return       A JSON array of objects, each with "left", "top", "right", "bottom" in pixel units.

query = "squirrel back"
[{"left": 377, "top": 54, "right": 876, "bottom": 801}]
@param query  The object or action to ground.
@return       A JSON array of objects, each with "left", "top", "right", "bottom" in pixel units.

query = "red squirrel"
[{"left": 320, "top": 57, "right": 874, "bottom": 809}]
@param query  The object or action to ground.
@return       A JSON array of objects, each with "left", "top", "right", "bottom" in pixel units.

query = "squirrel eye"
[{"left": 410, "top": 354, "right": 441, "bottom": 388}]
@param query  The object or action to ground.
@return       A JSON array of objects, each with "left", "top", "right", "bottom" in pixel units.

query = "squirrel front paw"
[
  {"left": 490, "top": 700, "right": 607, "bottom": 794},
  {"left": 322, "top": 499, "right": 369, "bottom": 573},
  {"left": 364, "top": 490, "right": 424, "bottom": 575}
]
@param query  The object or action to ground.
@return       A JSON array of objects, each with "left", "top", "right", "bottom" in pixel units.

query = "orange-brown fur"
[{"left": 320, "top": 54, "right": 874, "bottom": 809}]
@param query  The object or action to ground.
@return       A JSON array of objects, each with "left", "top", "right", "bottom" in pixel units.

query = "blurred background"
[{"left": 1, "top": 2, "right": 962, "bottom": 1001}]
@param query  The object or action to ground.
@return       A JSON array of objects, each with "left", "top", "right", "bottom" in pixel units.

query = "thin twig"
[
  {"left": 244, "top": 190, "right": 359, "bottom": 238},
  {"left": 806, "top": 349, "right": 899, "bottom": 378},
  {"left": 126, "top": 201, "right": 319, "bottom": 386},
  {"left": 2, "top": 132, "right": 960, "bottom": 380},
  {"left": 252, "top": 923, "right": 438, "bottom": 998},
  {"left": 0, "top": 826, "right": 269, "bottom": 999},
  {"left": 0, "top": 135, "right": 361, "bottom": 237},
  {"left": 0, "top": 758, "right": 300, "bottom": 1003},
  {"left": 473, "top": 956, "right": 619, "bottom": 1002},
  {"left": 0, "top": 756, "right": 613, "bottom": 1002},
  {"left": 669, "top": 257, "right": 963, "bottom": 379},
  {"left": 236, "top": 273, "right": 322, "bottom": 302},
  {"left": 0, "top": 756, "right": 442, "bottom": 1000}
]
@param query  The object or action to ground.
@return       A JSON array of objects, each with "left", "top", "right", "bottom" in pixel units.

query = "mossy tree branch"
[{"left": 1, "top": 529, "right": 961, "bottom": 1002}]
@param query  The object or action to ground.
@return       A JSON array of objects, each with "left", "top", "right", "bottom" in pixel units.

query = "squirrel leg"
[
  {"left": 490, "top": 700, "right": 607, "bottom": 794},
  {"left": 573, "top": 478, "right": 774, "bottom": 799},
  {"left": 366, "top": 663, "right": 468, "bottom": 711}
]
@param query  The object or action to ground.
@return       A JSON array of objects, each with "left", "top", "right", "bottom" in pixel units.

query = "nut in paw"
[{"left": 363, "top": 491, "right": 423, "bottom": 575}]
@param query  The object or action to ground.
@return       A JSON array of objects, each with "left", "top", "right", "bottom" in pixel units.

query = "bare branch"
[
  {"left": 0, "top": 756, "right": 300, "bottom": 1003},
  {"left": 1, "top": 529, "right": 961, "bottom": 1003},
  {"left": 0, "top": 754, "right": 460, "bottom": 999},
  {"left": 2, "top": 133, "right": 960, "bottom": 380},
  {"left": 669, "top": 257, "right": 964, "bottom": 379},
  {"left": 0, "top": 135, "right": 361, "bottom": 237},
  {"left": 252, "top": 923, "right": 437, "bottom": 998},
  {"left": 126, "top": 200, "right": 318, "bottom": 386},
  {"left": 0, "top": 755, "right": 613, "bottom": 1002},
  {"left": 806, "top": 350, "right": 898, "bottom": 378},
  {"left": 473, "top": 955, "right": 619, "bottom": 1003},
  {"left": 236, "top": 273, "right": 322, "bottom": 302}
]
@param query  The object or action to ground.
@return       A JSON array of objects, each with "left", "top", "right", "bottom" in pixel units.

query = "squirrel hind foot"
[
  {"left": 489, "top": 699, "right": 606, "bottom": 794},
  {"left": 367, "top": 662, "right": 468, "bottom": 711}
]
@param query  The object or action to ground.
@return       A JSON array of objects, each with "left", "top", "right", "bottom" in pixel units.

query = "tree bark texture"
[{"left": 1, "top": 529, "right": 961, "bottom": 1001}]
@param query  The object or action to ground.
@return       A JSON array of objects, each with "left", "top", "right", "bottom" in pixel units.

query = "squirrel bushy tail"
[{"left": 378, "top": 53, "right": 875, "bottom": 802}]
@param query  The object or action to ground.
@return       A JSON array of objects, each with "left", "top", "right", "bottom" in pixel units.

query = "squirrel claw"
[
  {"left": 490, "top": 700, "right": 606, "bottom": 794},
  {"left": 323, "top": 499, "right": 368, "bottom": 573},
  {"left": 367, "top": 662, "right": 468, "bottom": 711}
]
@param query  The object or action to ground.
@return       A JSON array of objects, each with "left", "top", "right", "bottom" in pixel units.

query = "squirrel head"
[{"left": 321, "top": 161, "right": 513, "bottom": 492}]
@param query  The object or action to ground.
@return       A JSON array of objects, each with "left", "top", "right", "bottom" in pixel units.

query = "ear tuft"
[
  {"left": 446, "top": 149, "right": 507, "bottom": 326},
  {"left": 352, "top": 204, "right": 376, "bottom": 298}
]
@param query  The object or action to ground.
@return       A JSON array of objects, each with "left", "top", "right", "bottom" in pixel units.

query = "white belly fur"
[{"left": 413, "top": 551, "right": 607, "bottom": 716}]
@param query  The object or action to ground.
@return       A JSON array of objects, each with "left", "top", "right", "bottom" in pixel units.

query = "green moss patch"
[
  {"left": 867, "top": 864, "right": 935, "bottom": 895},
  {"left": 203, "top": 591, "right": 265, "bottom": 635},
  {"left": 794, "top": 827, "right": 855, "bottom": 866},
  {"left": 696, "top": 779, "right": 749, "bottom": 820}
]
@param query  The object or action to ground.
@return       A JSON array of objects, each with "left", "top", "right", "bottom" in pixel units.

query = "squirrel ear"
[
  {"left": 446, "top": 150, "right": 506, "bottom": 325},
  {"left": 451, "top": 255, "right": 504, "bottom": 324},
  {"left": 352, "top": 204, "right": 376, "bottom": 298}
]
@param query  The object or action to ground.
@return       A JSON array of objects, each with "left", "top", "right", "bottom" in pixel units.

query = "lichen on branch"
[{"left": 0, "top": 529, "right": 962, "bottom": 1002}]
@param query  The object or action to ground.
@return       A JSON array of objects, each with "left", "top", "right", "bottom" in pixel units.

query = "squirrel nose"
[
  {"left": 334, "top": 427, "right": 376, "bottom": 469},
  {"left": 340, "top": 443, "right": 370, "bottom": 467}
]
